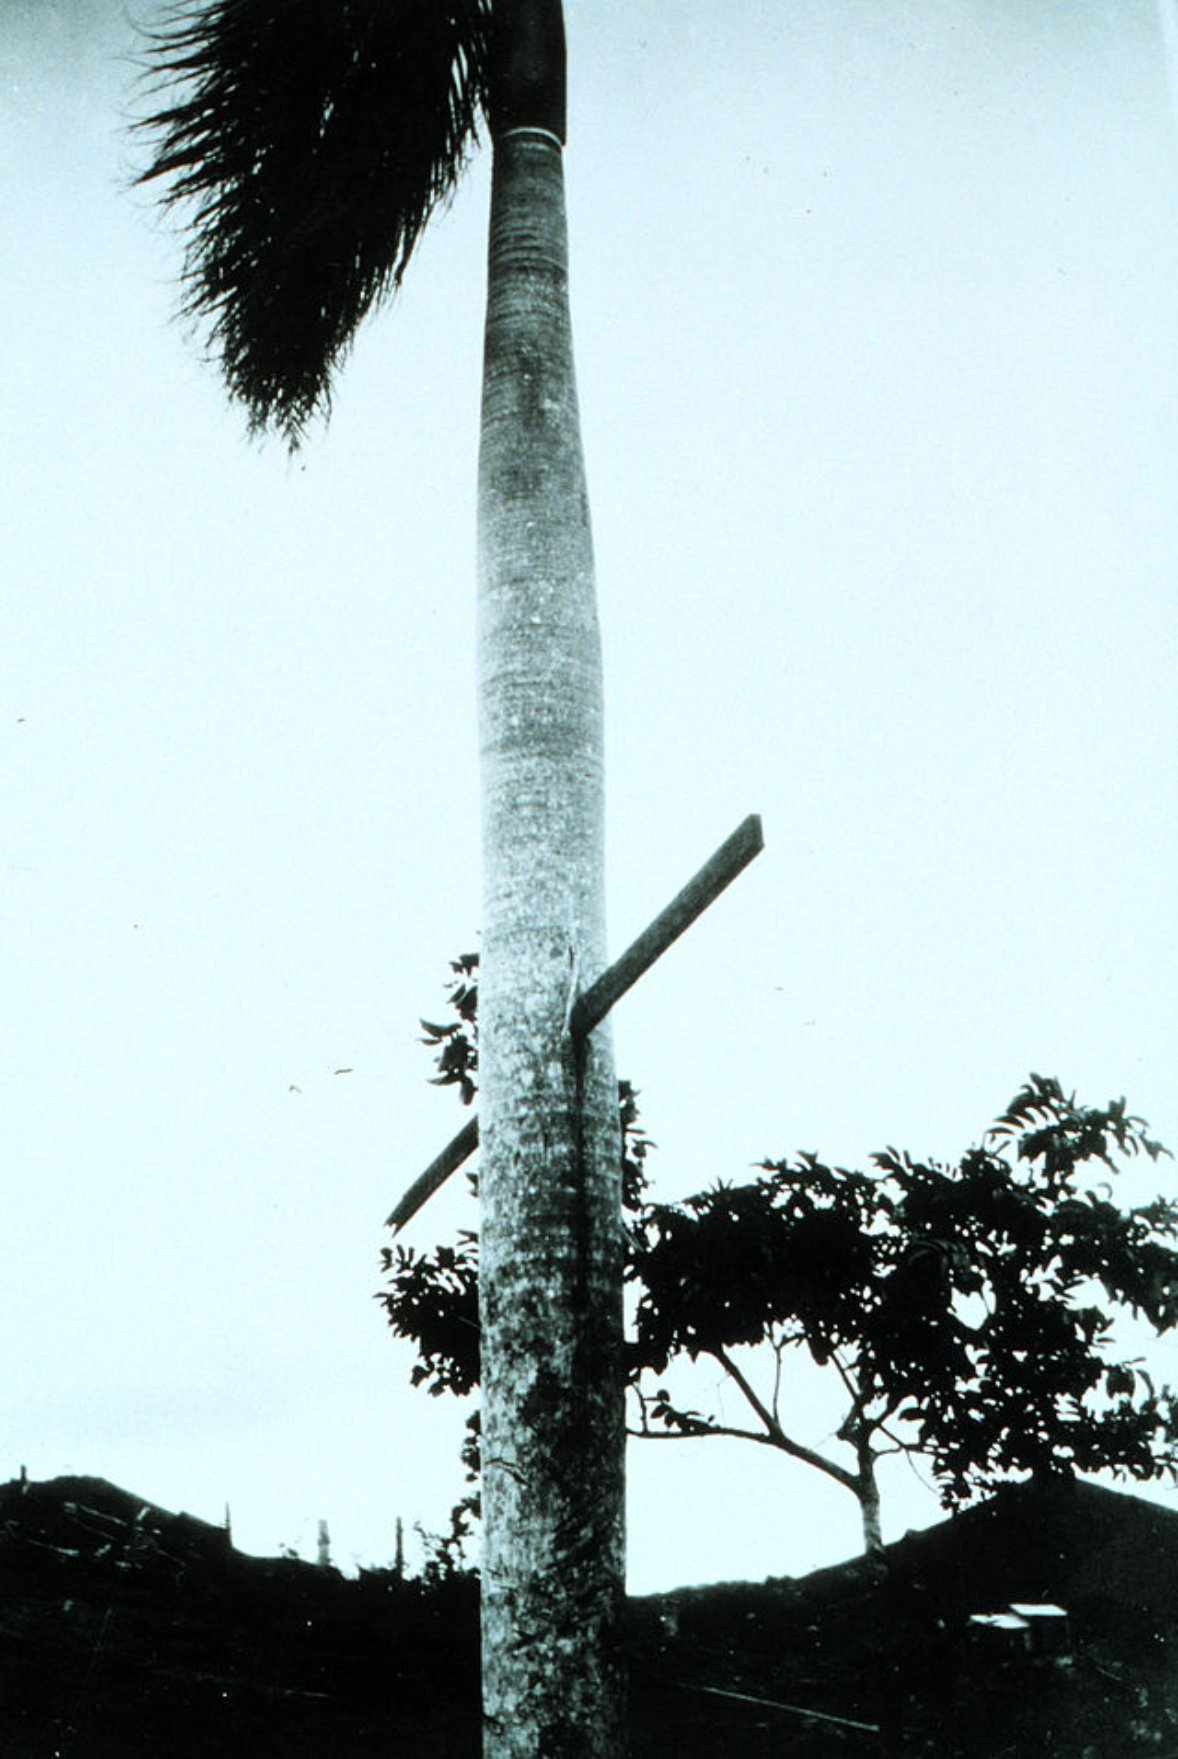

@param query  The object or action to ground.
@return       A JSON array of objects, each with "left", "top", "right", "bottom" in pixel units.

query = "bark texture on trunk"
[{"left": 476, "top": 63, "right": 626, "bottom": 1759}]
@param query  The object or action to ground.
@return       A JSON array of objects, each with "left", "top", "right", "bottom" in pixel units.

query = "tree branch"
[
  {"left": 830, "top": 1350, "right": 884, "bottom": 1451},
  {"left": 710, "top": 1348, "right": 860, "bottom": 1495},
  {"left": 713, "top": 1345, "right": 779, "bottom": 1435},
  {"left": 626, "top": 1424, "right": 785, "bottom": 1448},
  {"left": 771, "top": 1332, "right": 786, "bottom": 1427}
]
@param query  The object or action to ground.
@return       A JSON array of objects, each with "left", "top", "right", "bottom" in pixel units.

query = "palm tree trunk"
[{"left": 476, "top": 6, "right": 626, "bottom": 1754}]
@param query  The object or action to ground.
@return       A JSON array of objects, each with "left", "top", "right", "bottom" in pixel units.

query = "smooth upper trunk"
[{"left": 476, "top": 4, "right": 626, "bottom": 1754}]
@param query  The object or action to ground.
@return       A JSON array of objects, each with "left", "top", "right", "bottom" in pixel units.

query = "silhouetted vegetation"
[
  {"left": 381, "top": 958, "right": 1178, "bottom": 1561},
  {"left": 5, "top": 1472, "right": 1178, "bottom": 1754}
]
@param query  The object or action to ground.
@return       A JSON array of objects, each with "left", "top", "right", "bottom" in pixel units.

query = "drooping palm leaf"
[{"left": 136, "top": 0, "right": 491, "bottom": 446}]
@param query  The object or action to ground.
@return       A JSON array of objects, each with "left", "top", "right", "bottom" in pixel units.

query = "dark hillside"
[
  {"left": 828, "top": 1476, "right": 1178, "bottom": 1620},
  {"left": 0, "top": 1473, "right": 480, "bottom": 1756},
  {"left": 3, "top": 1473, "right": 1177, "bottom": 1754},
  {"left": 635, "top": 1478, "right": 1178, "bottom": 1755}
]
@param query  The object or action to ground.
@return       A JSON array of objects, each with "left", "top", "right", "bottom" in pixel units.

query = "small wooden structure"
[
  {"left": 967, "top": 1602, "right": 1070, "bottom": 1663},
  {"left": 967, "top": 1610, "right": 1033, "bottom": 1658},
  {"left": 1009, "top": 1602, "right": 1070, "bottom": 1657}
]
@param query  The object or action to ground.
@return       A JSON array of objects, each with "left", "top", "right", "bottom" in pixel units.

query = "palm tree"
[{"left": 137, "top": 1, "right": 625, "bottom": 1753}]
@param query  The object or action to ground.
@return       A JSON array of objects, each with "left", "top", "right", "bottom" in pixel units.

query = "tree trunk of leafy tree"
[
  {"left": 856, "top": 1445, "right": 884, "bottom": 1567},
  {"left": 477, "top": 3, "right": 626, "bottom": 1755}
]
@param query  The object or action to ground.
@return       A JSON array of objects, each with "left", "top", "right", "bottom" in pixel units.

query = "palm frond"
[{"left": 135, "top": 0, "right": 490, "bottom": 446}]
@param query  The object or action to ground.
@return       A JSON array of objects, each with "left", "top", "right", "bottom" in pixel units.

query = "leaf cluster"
[
  {"left": 379, "top": 1234, "right": 480, "bottom": 1398},
  {"left": 135, "top": 0, "right": 491, "bottom": 446},
  {"left": 419, "top": 952, "right": 480, "bottom": 1108},
  {"left": 629, "top": 1159, "right": 881, "bottom": 1376},
  {"left": 631, "top": 1074, "right": 1178, "bottom": 1506}
]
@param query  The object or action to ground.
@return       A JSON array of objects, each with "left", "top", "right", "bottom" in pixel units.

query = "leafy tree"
[
  {"left": 137, "top": 4, "right": 627, "bottom": 1748},
  {"left": 383, "top": 969, "right": 1178, "bottom": 1567},
  {"left": 631, "top": 1076, "right": 1178, "bottom": 1561}
]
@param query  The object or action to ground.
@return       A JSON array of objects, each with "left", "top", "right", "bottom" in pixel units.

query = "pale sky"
[{"left": 4, "top": 0, "right": 1177, "bottom": 1593}]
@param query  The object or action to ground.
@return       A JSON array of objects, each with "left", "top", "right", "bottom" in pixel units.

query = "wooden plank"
[
  {"left": 385, "top": 1115, "right": 479, "bottom": 1232},
  {"left": 386, "top": 814, "right": 763, "bottom": 1231},
  {"left": 569, "top": 812, "right": 763, "bottom": 1041}
]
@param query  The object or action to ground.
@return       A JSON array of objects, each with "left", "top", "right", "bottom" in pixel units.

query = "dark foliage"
[
  {"left": 0, "top": 1474, "right": 482, "bottom": 1756},
  {"left": 630, "top": 1074, "right": 1178, "bottom": 1515},
  {"left": 383, "top": 966, "right": 1178, "bottom": 1554},
  {"left": 377, "top": 959, "right": 483, "bottom": 1405},
  {"left": 419, "top": 951, "right": 480, "bottom": 1107},
  {"left": 134, "top": 0, "right": 491, "bottom": 445}
]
